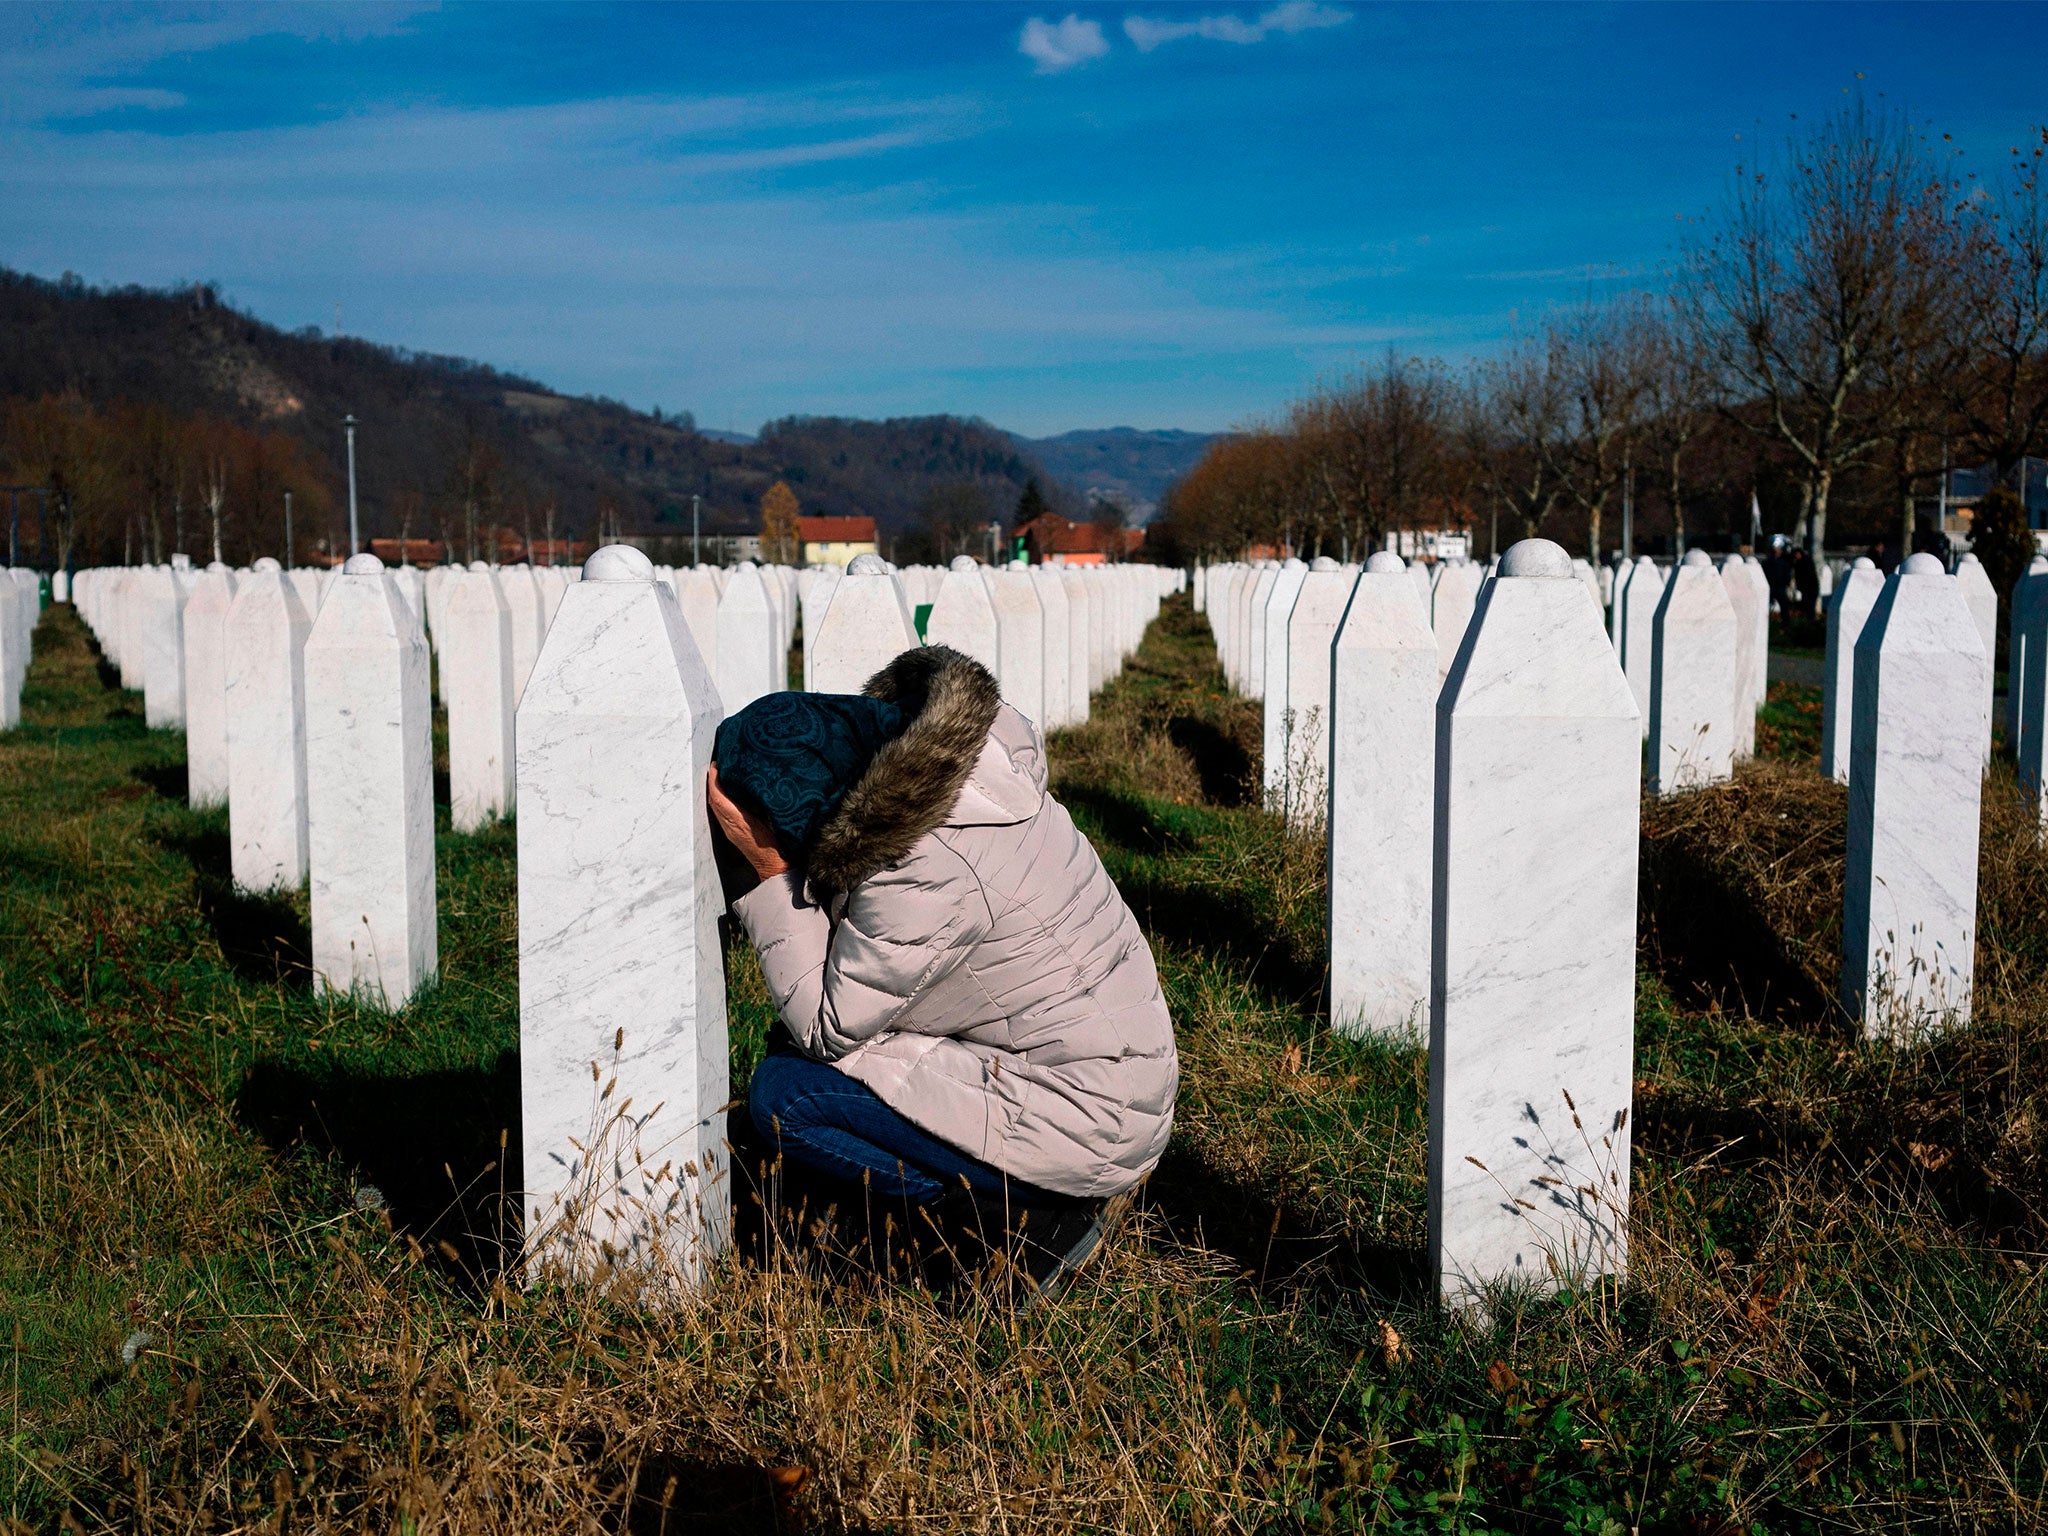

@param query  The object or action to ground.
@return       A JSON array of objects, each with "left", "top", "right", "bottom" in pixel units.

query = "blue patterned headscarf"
[{"left": 713, "top": 692, "right": 905, "bottom": 853}]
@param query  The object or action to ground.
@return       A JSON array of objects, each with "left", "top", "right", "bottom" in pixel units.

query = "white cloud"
[
  {"left": 1123, "top": 0, "right": 1350, "bottom": 53},
  {"left": 1018, "top": 15, "right": 1110, "bottom": 73}
]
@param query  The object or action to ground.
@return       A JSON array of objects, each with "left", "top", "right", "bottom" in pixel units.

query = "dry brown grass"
[{"left": 7, "top": 600, "right": 2048, "bottom": 1532}]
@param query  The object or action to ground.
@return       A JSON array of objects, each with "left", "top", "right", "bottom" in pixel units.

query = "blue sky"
[{"left": 2, "top": 3, "right": 2046, "bottom": 436}]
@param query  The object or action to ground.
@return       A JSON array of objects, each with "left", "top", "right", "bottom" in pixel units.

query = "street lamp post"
[
  {"left": 344, "top": 414, "right": 360, "bottom": 556},
  {"left": 692, "top": 494, "right": 701, "bottom": 566},
  {"left": 284, "top": 490, "right": 294, "bottom": 567}
]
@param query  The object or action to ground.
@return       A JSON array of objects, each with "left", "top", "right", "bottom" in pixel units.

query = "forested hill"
[
  {"left": 1008, "top": 427, "right": 1222, "bottom": 514},
  {"left": 0, "top": 269, "right": 1061, "bottom": 548}
]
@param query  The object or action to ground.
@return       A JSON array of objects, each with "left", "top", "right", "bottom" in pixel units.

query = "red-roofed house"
[
  {"left": 799, "top": 515, "right": 878, "bottom": 566},
  {"left": 1013, "top": 512, "right": 1145, "bottom": 566}
]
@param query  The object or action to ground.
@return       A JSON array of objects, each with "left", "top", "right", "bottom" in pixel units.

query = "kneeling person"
[{"left": 708, "top": 645, "right": 1177, "bottom": 1291}]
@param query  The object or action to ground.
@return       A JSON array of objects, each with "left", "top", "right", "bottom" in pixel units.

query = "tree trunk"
[
  {"left": 1898, "top": 439, "right": 1919, "bottom": 558},
  {"left": 1668, "top": 450, "right": 1686, "bottom": 557},
  {"left": 1808, "top": 470, "right": 1832, "bottom": 567}
]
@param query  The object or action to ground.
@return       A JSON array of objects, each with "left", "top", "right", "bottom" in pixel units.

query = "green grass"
[{"left": 2, "top": 596, "right": 2044, "bottom": 1533}]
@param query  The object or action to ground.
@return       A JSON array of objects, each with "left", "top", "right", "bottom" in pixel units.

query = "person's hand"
[{"left": 707, "top": 764, "right": 791, "bottom": 880}]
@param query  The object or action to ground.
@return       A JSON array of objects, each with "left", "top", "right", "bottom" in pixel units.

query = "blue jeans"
[{"left": 747, "top": 1050, "right": 1057, "bottom": 1207}]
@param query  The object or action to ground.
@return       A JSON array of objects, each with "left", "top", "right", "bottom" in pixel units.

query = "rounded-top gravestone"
[{"left": 585, "top": 543, "right": 654, "bottom": 582}]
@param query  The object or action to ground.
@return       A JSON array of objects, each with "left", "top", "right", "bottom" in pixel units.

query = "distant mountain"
[
  {"left": 1007, "top": 427, "right": 1224, "bottom": 518},
  {"left": 0, "top": 269, "right": 1061, "bottom": 556}
]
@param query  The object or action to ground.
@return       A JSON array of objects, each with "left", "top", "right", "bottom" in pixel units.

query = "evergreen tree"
[{"left": 1014, "top": 477, "right": 1048, "bottom": 527}]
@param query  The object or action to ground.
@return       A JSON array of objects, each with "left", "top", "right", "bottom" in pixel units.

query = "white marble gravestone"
[
  {"left": 1273, "top": 558, "right": 1355, "bottom": 826},
  {"left": 517, "top": 542, "right": 728, "bottom": 1283},
  {"left": 1058, "top": 564, "right": 1092, "bottom": 721},
  {"left": 2011, "top": 556, "right": 2048, "bottom": 794},
  {"left": 926, "top": 556, "right": 1002, "bottom": 675},
  {"left": 139, "top": 566, "right": 188, "bottom": 730},
  {"left": 443, "top": 566, "right": 516, "bottom": 832},
  {"left": 716, "top": 561, "right": 781, "bottom": 713},
  {"left": 1648, "top": 549, "right": 1738, "bottom": 795},
  {"left": 535, "top": 565, "right": 570, "bottom": 632},
  {"left": 1955, "top": 553, "right": 1998, "bottom": 763},
  {"left": 1842, "top": 553, "right": 1987, "bottom": 1039},
  {"left": 500, "top": 566, "right": 548, "bottom": 706},
  {"left": 1209, "top": 566, "right": 1242, "bottom": 689},
  {"left": 423, "top": 563, "right": 452, "bottom": 646},
  {"left": 389, "top": 563, "right": 426, "bottom": 637},
  {"left": 1242, "top": 564, "right": 1280, "bottom": 697},
  {"left": 809, "top": 554, "right": 917, "bottom": 694},
  {"left": 1430, "top": 561, "right": 1483, "bottom": 680},
  {"left": 1100, "top": 565, "right": 1130, "bottom": 686},
  {"left": 182, "top": 567, "right": 238, "bottom": 808},
  {"left": 305, "top": 554, "right": 437, "bottom": 1007},
  {"left": 986, "top": 569, "right": 1047, "bottom": 726},
  {"left": 287, "top": 567, "right": 325, "bottom": 625},
  {"left": 1620, "top": 557, "right": 1663, "bottom": 736},
  {"left": 1719, "top": 557, "right": 1761, "bottom": 760},
  {"left": 799, "top": 564, "right": 842, "bottom": 691},
  {"left": 1212, "top": 565, "right": 1245, "bottom": 684},
  {"left": 225, "top": 559, "right": 313, "bottom": 893},
  {"left": 117, "top": 568, "right": 146, "bottom": 690},
  {"left": 1328, "top": 552, "right": 1434, "bottom": 1035},
  {"left": 1410, "top": 559, "right": 1436, "bottom": 632},
  {"left": 1820, "top": 557, "right": 1884, "bottom": 783},
  {"left": 1429, "top": 538, "right": 1639, "bottom": 1308},
  {"left": 1257, "top": 560, "right": 1311, "bottom": 800},
  {"left": 675, "top": 567, "right": 721, "bottom": 683},
  {"left": 0, "top": 580, "right": 18, "bottom": 730},
  {"left": 1740, "top": 557, "right": 1771, "bottom": 709},
  {"left": 1029, "top": 566, "right": 1073, "bottom": 729},
  {"left": 1571, "top": 557, "right": 1602, "bottom": 618}
]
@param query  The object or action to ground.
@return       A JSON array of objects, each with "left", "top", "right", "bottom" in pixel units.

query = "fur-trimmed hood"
[{"left": 806, "top": 645, "right": 1041, "bottom": 893}]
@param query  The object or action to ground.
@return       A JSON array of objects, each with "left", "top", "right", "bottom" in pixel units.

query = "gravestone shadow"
[
  {"left": 1166, "top": 715, "right": 1255, "bottom": 807},
  {"left": 623, "top": 1453, "right": 821, "bottom": 1535},
  {"left": 237, "top": 1052, "right": 522, "bottom": 1281},
  {"left": 723, "top": 1103, "right": 965, "bottom": 1294},
  {"left": 1117, "top": 871, "right": 1328, "bottom": 1014},
  {"left": 1638, "top": 836, "right": 1834, "bottom": 1026},
  {"left": 1142, "top": 1142, "right": 1428, "bottom": 1305},
  {"left": 1056, "top": 784, "right": 1189, "bottom": 858},
  {"left": 132, "top": 760, "right": 188, "bottom": 801},
  {"left": 158, "top": 823, "right": 314, "bottom": 987}
]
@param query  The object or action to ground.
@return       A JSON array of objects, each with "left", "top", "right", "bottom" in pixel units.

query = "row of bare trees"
[
  {"left": 1163, "top": 102, "right": 2048, "bottom": 570},
  {"left": 0, "top": 394, "right": 609, "bottom": 569},
  {"left": 0, "top": 393, "right": 333, "bottom": 570}
]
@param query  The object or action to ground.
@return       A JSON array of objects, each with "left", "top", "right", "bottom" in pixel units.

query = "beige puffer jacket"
[{"left": 731, "top": 647, "right": 1177, "bottom": 1199}]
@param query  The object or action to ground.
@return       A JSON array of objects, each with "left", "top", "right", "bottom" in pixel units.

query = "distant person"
[
  {"left": 707, "top": 645, "right": 1177, "bottom": 1296},
  {"left": 1763, "top": 535, "right": 1793, "bottom": 616},
  {"left": 1790, "top": 546, "right": 1819, "bottom": 620}
]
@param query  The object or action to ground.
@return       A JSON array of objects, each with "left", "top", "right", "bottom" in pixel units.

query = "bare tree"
[
  {"left": 1554, "top": 295, "right": 1654, "bottom": 559},
  {"left": 1482, "top": 333, "right": 1571, "bottom": 544},
  {"left": 1947, "top": 128, "right": 2048, "bottom": 486},
  {"left": 1681, "top": 96, "right": 1960, "bottom": 561},
  {"left": 1638, "top": 300, "right": 1718, "bottom": 555}
]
